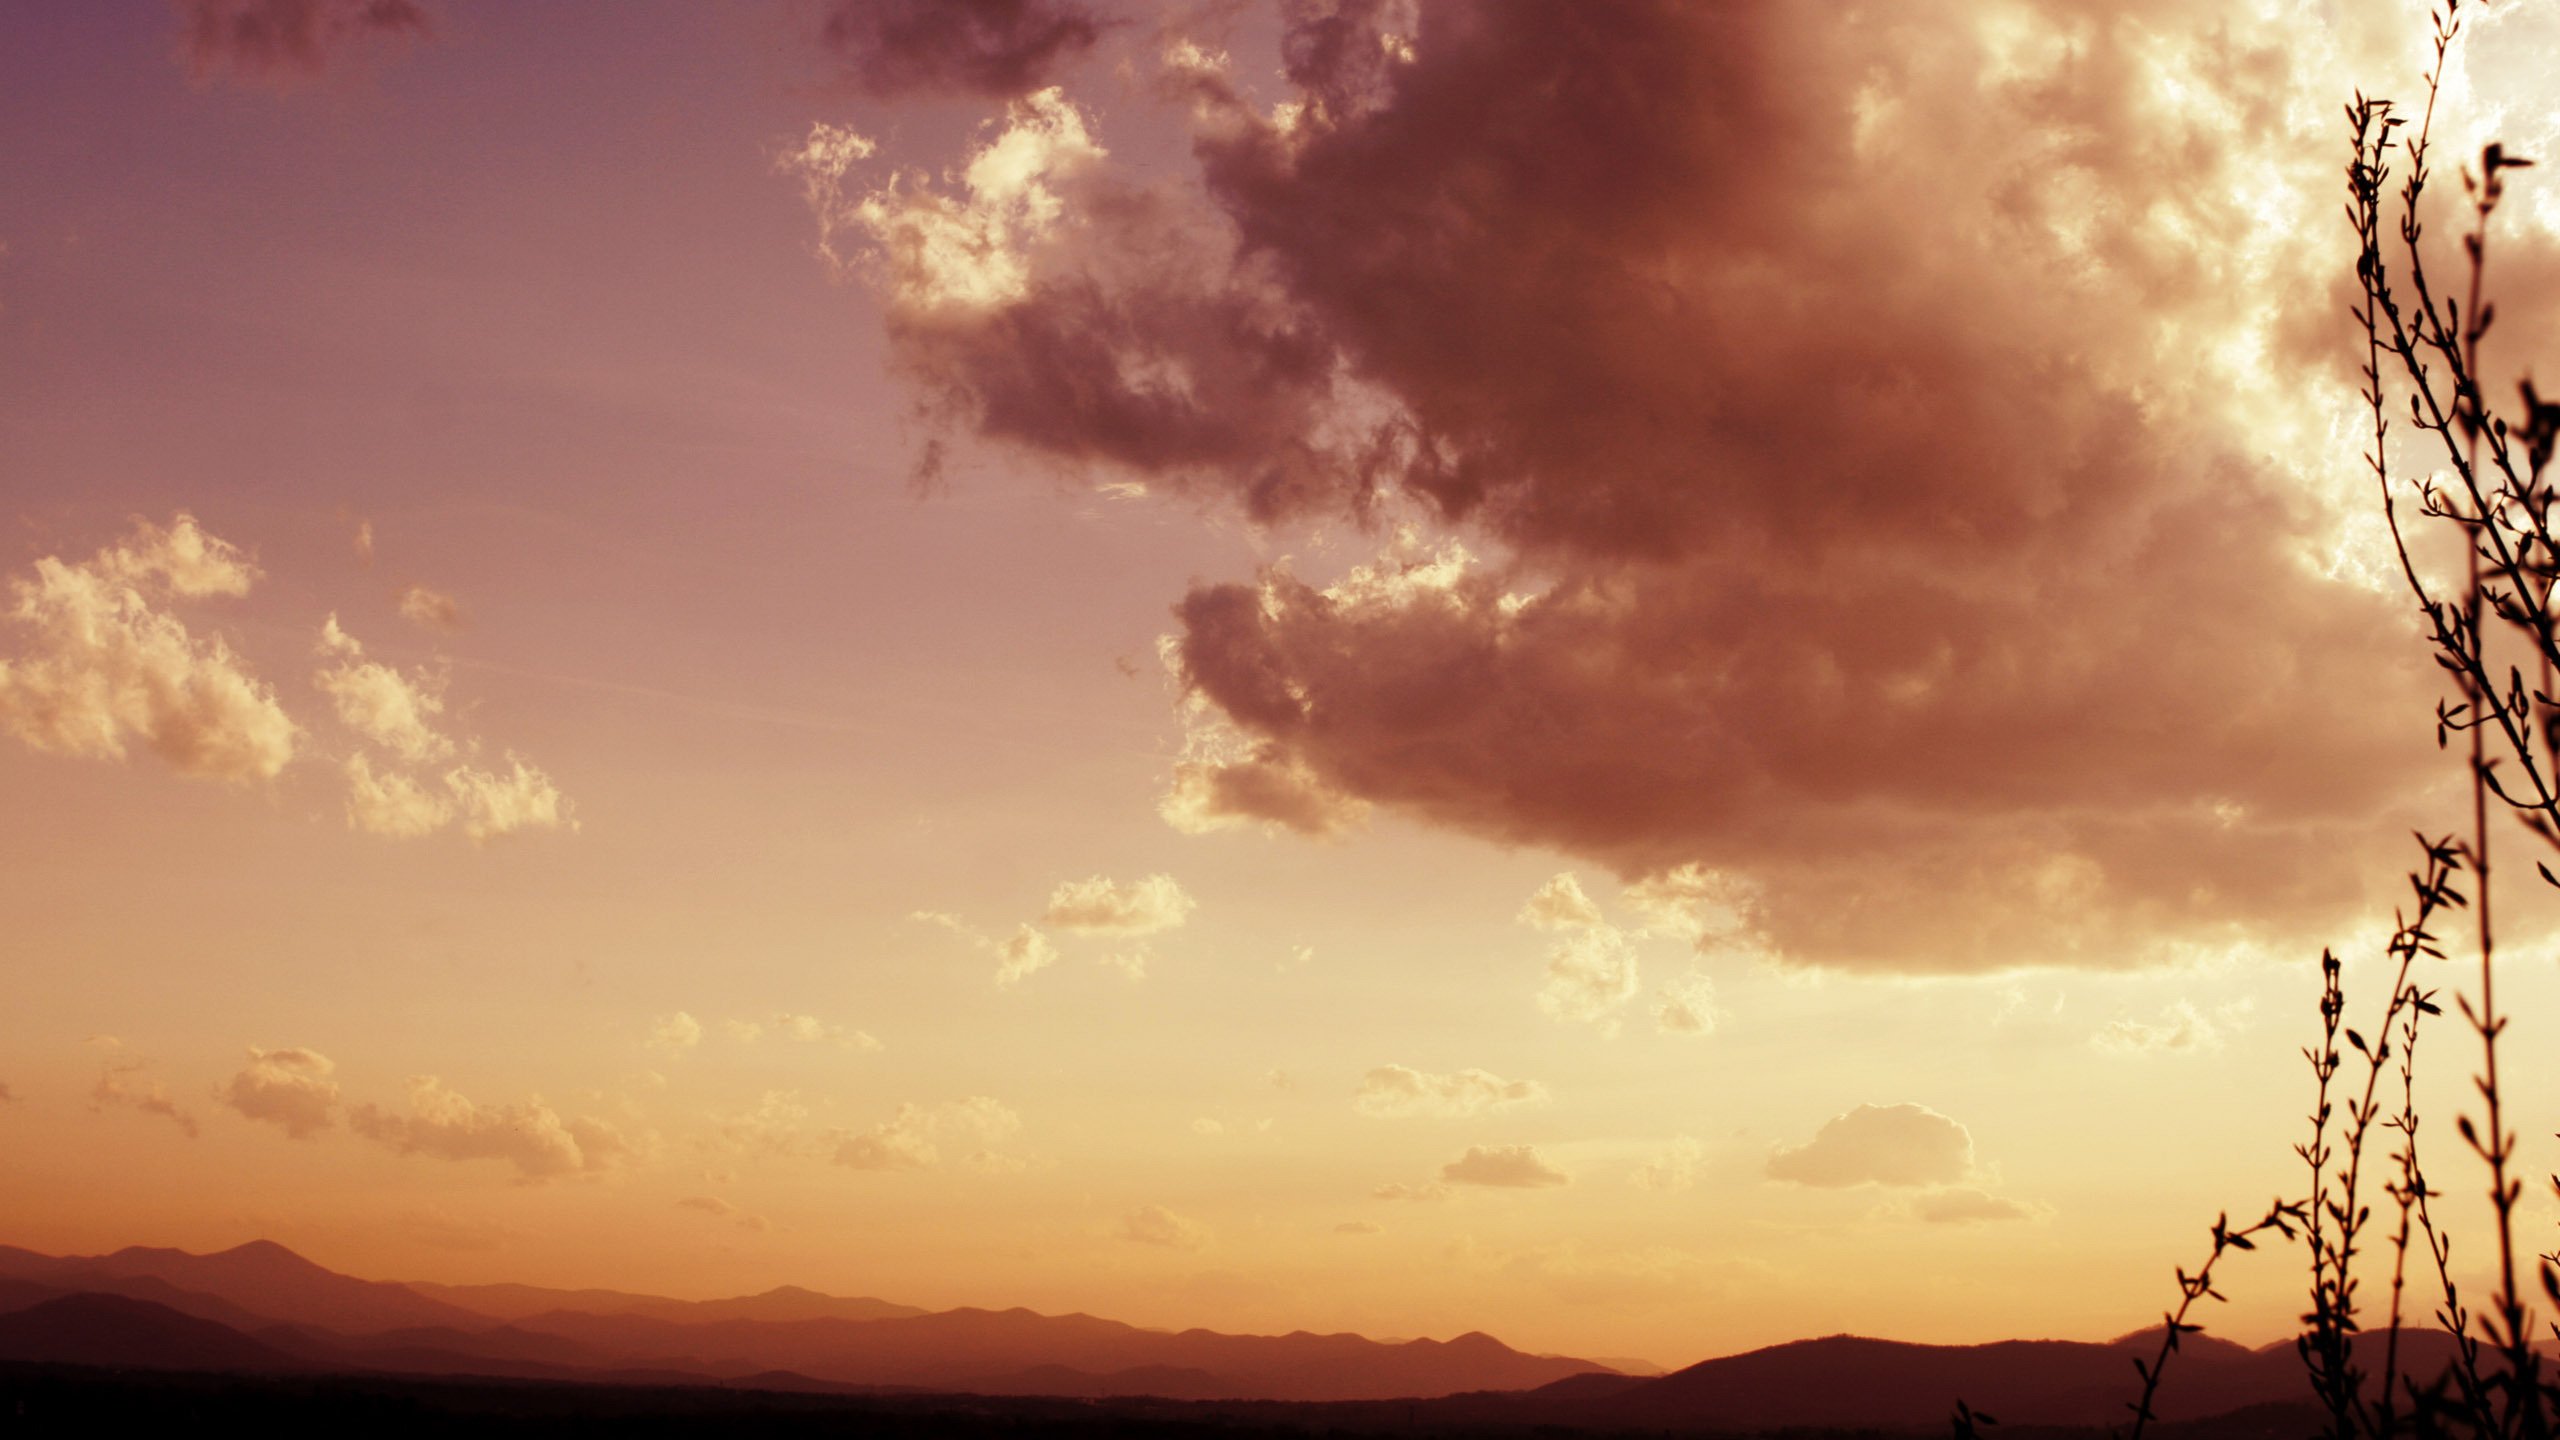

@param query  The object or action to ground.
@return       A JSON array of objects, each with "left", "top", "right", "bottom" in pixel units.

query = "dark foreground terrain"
[{"left": 0, "top": 1362, "right": 2330, "bottom": 1439}]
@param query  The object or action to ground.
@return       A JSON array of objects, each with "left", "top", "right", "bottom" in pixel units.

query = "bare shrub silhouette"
[{"left": 1968, "top": 5, "right": 2560, "bottom": 1438}]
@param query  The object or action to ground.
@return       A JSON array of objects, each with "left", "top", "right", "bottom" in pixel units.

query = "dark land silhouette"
[{"left": 0, "top": 1239, "right": 2486, "bottom": 1433}]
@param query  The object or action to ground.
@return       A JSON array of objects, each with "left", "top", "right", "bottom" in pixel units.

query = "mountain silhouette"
[
  {"left": 3, "top": 1236, "right": 2500, "bottom": 1429},
  {"left": 0, "top": 1246, "right": 307, "bottom": 1333},
  {"left": 412, "top": 1278, "right": 925, "bottom": 1326},
  {"left": 1573, "top": 1328, "right": 2506, "bottom": 1431},
  {"left": 498, "top": 1304, "right": 1607, "bottom": 1399},
  {"left": 1585, "top": 1333, "right": 2271, "bottom": 1430},
  {"left": 0, "top": 1240, "right": 478, "bottom": 1335},
  {"left": 0, "top": 1292, "right": 297, "bottom": 1371},
  {"left": 0, "top": 1241, "right": 1608, "bottom": 1402}
]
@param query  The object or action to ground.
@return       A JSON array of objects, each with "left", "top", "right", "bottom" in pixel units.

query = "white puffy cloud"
[
  {"left": 1041, "top": 873, "right": 1196, "bottom": 936},
  {"left": 101, "top": 515, "right": 256, "bottom": 597},
  {"left": 917, "top": 911, "right": 1067, "bottom": 988},
  {"left": 912, "top": 909, "right": 977, "bottom": 938},
  {"left": 1353, "top": 1064, "right": 1547, "bottom": 1119},
  {"left": 794, "top": 88, "right": 1103, "bottom": 311},
  {"left": 1119, "top": 1204, "right": 1210, "bottom": 1250},
  {"left": 318, "top": 614, "right": 361, "bottom": 657},
  {"left": 647, "top": 1012, "right": 702, "bottom": 1056},
  {"left": 944, "top": 1095, "right": 1018, "bottom": 1138},
  {"left": 1441, "top": 1144, "right": 1569, "bottom": 1189},
  {"left": 349, "top": 1076, "right": 637, "bottom": 1182},
  {"left": 219, "top": 1046, "right": 340, "bottom": 1139},
  {"left": 717, "top": 1089, "right": 812, "bottom": 1157},
  {"left": 0, "top": 515, "right": 294, "bottom": 781},
  {"left": 1633, "top": 1136, "right": 1704, "bottom": 1192},
  {"left": 395, "top": 583, "right": 462, "bottom": 631},
  {"left": 88, "top": 1038, "right": 199, "bottom": 1138},
  {"left": 316, "top": 618, "right": 571, "bottom": 843},
  {"left": 722, "top": 1014, "right": 879, "bottom": 1050},
  {"left": 777, "top": 1013, "right": 882, "bottom": 1050},
  {"left": 835, "top": 1106, "right": 935, "bottom": 1171},
  {"left": 1767, "top": 1103, "right": 1975, "bottom": 1189},
  {"left": 1653, "top": 971, "right": 1717, "bottom": 1036},
  {"left": 1517, "top": 873, "right": 1642, "bottom": 1026},
  {"left": 312, "top": 626, "right": 451, "bottom": 763},
  {"left": 834, "top": 1096, "right": 1020, "bottom": 1172},
  {"left": 994, "top": 924, "right": 1056, "bottom": 987},
  {"left": 1538, "top": 924, "right": 1639, "bottom": 1026},
  {"left": 445, "top": 758, "right": 571, "bottom": 841},
  {"left": 1518, "top": 873, "right": 1606, "bottom": 932},
  {"left": 343, "top": 753, "right": 451, "bottom": 837}
]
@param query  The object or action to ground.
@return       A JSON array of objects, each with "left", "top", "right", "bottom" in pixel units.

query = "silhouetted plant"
[{"left": 2075, "top": 5, "right": 2560, "bottom": 1438}]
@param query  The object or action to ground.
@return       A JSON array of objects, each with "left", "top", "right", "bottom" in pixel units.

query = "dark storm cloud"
[
  {"left": 822, "top": 0, "right": 1106, "bottom": 100},
  {"left": 176, "top": 0, "right": 429, "bottom": 82},
  {"left": 815, "top": 0, "right": 2524, "bottom": 970}
]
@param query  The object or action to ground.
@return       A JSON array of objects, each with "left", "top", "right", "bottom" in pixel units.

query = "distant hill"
[
  {"left": 501, "top": 1304, "right": 1612, "bottom": 1400},
  {"left": 0, "top": 1249, "right": 312, "bottom": 1333},
  {"left": 964, "top": 1362, "right": 1242, "bottom": 1400},
  {"left": 1580, "top": 1333, "right": 2257, "bottom": 1430},
  {"left": 13, "top": 1235, "right": 2506, "bottom": 1429},
  {"left": 412, "top": 1278, "right": 926, "bottom": 1326},
  {"left": 0, "top": 1240, "right": 1609, "bottom": 1402},
  {"left": 0, "top": 1293, "right": 297, "bottom": 1372},
  {"left": 1572, "top": 1328, "right": 2505, "bottom": 1432},
  {"left": 0, "top": 1240, "right": 478, "bottom": 1335}
]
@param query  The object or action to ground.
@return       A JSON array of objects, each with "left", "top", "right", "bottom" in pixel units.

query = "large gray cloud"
[
  {"left": 806, "top": 1, "right": 2538, "bottom": 971},
  {"left": 820, "top": 0, "right": 1104, "bottom": 100},
  {"left": 176, "top": 0, "right": 430, "bottom": 83}
]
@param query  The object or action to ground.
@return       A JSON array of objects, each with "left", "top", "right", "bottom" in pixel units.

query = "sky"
[{"left": 5, "top": 0, "right": 2560, "bottom": 1368}]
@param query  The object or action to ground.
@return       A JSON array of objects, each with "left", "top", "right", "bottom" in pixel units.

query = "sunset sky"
[{"left": 9, "top": 0, "right": 2560, "bottom": 1368}]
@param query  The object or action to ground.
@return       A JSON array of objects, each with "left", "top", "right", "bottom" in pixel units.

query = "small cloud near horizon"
[
  {"left": 1441, "top": 1144, "right": 1569, "bottom": 1189},
  {"left": 219, "top": 1045, "right": 341, "bottom": 1139},
  {"left": 1118, "top": 1203, "right": 1210, "bottom": 1250},
  {"left": 1767, "top": 1103, "right": 1974, "bottom": 1189},
  {"left": 1354, "top": 1064, "right": 1547, "bottom": 1120}
]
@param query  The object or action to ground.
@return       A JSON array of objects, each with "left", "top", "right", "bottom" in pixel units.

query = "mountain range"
[{"left": 0, "top": 1238, "right": 2459, "bottom": 1430}]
